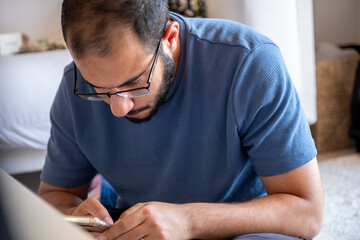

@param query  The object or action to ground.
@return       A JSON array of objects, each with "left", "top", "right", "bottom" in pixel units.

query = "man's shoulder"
[
  {"left": 172, "top": 12, "right": 273, "bottom": 51},
  {"left": 52, "top": 62, "right": 75, "bottom": 100},
  {"left": 50, "top": 61, "right": 81, "bottom": 118},
  {"left": 63, "top": 62, "right": 75, "bottom": 77}
]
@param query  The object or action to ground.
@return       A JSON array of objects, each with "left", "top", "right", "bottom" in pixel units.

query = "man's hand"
[
  {"left": 71, "top": 198, "right": 114, "bottom": 225},
  {"left": 71, "top": 198, "right": 114, "bottom": 238},
  {"left": 97, "top": 202, "right": 191, "bottom": 240},
  {"left": 38, "top": 181, "right": 113, "bottom": 237}
]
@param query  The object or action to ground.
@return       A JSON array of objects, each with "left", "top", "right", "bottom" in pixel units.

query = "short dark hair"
[{"left": 61, "top": 0, "right": 170, "bottom": 58}]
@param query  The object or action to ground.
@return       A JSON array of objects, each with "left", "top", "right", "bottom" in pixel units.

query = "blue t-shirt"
[{"left": 41, "top": 13, "right": 317, "bottom": 206}]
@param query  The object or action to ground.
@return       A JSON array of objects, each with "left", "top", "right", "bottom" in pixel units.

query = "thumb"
[{"left": 75, "top": 198, "right": 114, "bottom": 224}]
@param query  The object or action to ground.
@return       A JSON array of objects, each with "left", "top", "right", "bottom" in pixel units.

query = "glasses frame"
[{"left": 73, "top": 37, "right": 163, "bottom": 100}]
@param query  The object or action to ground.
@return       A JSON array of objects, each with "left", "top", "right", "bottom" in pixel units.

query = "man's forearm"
[
  {"left": 38, "top": 181, "right": 90, "bottom": 215},
  {"left": 39, "top": 190, "right": 84, "bottom": 215},
  {"left": 38, "top": 182, "right": 114, "bottom": 230},
  {"left": 185, "top": 193, "right": 322, "bottom": 240}
]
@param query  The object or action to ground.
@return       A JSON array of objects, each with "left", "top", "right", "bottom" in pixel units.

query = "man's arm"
[
  {"left": 186, "top": 157, "right": 324, "bottom": 239},
  {"left": 186, "top": 157, "right": 323, "bottom": 239},
  {"left": 37, "top": 182, "right": 113, "bottom": 224},
  {"left": 38, "top": 182, "right": 88, "bottom": 215},
  {"left": 99, "top": 158, "right": 323, "bottom": 240}
]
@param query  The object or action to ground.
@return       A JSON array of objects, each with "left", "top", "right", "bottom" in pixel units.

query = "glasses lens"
[
  {"left": 77, "top": 89, "right": 150, "bottom": 101},
  {"left": 78, "top": 94, "right": 109, "bottom": 101},
  {"left": 117, "top": 89, "right": 150, "bottom": 98}
]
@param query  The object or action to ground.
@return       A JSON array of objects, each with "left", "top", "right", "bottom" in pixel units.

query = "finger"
[
  {"left": 102, "top": 204, "right": 147, "bottom": 239},
  {"left": 83, "top": 198, "right": 113, "bottom": 224},
  {"left": 119, "top": 202, "right": 146, "bottom": 220},
  {"left": 90, "top": 232, "right": 102, "bottom": 238},
  {"left": 114, "top": 215, "right": 166, "bottom": 240},
  {"left": 109, "top": 220, "right": 151, "bottom": 240},
  {"left": 73, "top": 198, "right": 113, "bottom": 224}
]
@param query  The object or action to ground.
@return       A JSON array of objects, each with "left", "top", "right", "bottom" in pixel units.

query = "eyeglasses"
[{"left": 73, "top": 38, "right": 162, "bottom": 101}]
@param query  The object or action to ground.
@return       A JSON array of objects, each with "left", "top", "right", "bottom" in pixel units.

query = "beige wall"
[
  {"left": 1, "top": 0, "right": 359, "bottom": 45},
  {"left": 0, "top": 0, "right": 63, "bottom": 43},
  {"left": 206, "top": 0, "right": 360, "bottom": 45},
  {"left": 313, "top": 0, "right": 360, "bottom": 45}
]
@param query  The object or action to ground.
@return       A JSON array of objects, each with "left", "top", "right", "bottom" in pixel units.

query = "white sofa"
[{"left": 0, "top": 49, "right": 72, "bottom": 174}]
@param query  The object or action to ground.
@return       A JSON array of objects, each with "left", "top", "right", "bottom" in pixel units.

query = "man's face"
[{"left": 72, "top": 29, "right": 175, "bottom": 123}]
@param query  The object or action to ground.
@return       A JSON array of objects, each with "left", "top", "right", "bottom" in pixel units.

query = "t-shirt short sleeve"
[{"left": 233, "top": 43, "right": 317, "bottom": 177}]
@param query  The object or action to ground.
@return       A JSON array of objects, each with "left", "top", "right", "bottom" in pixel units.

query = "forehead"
[{"left": 72, "top": 28, "right": 153, "bottom": 88}]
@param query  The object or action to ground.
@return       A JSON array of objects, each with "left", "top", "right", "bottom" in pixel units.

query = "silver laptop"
[{"left": 0, "top": 168, "right": 93, "bottom": 240}]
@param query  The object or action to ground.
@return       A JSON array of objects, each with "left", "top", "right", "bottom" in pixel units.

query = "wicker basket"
[{"left": 311, "top": 55, "right": 359, "bottom": 152}]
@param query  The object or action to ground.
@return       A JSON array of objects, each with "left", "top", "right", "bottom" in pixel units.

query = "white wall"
[
  {"left": 0, "top": 0, "right": 63, "bottom": 43},
  {"left": 313, "top": 0, "right": 360, "bottom": 45}
]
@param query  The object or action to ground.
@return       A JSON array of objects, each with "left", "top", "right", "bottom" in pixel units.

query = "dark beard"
[{"left": 126, "top": 51, "right": 175, "bottom": 124}]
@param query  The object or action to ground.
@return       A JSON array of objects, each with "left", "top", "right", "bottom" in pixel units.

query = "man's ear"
[{"left": 162, "top": 21, "right": 180, "bottom": 54}]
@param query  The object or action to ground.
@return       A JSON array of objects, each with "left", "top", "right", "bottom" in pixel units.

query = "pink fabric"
[{"left": 88, "top": 174, "right": 102, "bottom": 198}]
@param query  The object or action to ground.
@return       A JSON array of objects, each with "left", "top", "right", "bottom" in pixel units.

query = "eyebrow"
[{"left": 83, "top": 68, "right": 148, "bottom": 89}]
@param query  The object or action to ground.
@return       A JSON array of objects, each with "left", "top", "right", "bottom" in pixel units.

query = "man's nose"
[{"left": 109, "top": 95, "right": 134, "bottom": 118}]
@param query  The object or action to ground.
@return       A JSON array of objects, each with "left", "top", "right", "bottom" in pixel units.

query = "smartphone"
[{"left": 64, "top": 215, "right": 112, "bottom": 232}]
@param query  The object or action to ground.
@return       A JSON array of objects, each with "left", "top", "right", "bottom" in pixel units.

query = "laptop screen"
[{"left": 0, "top": 169, "right": 93, "bottom": 240}]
